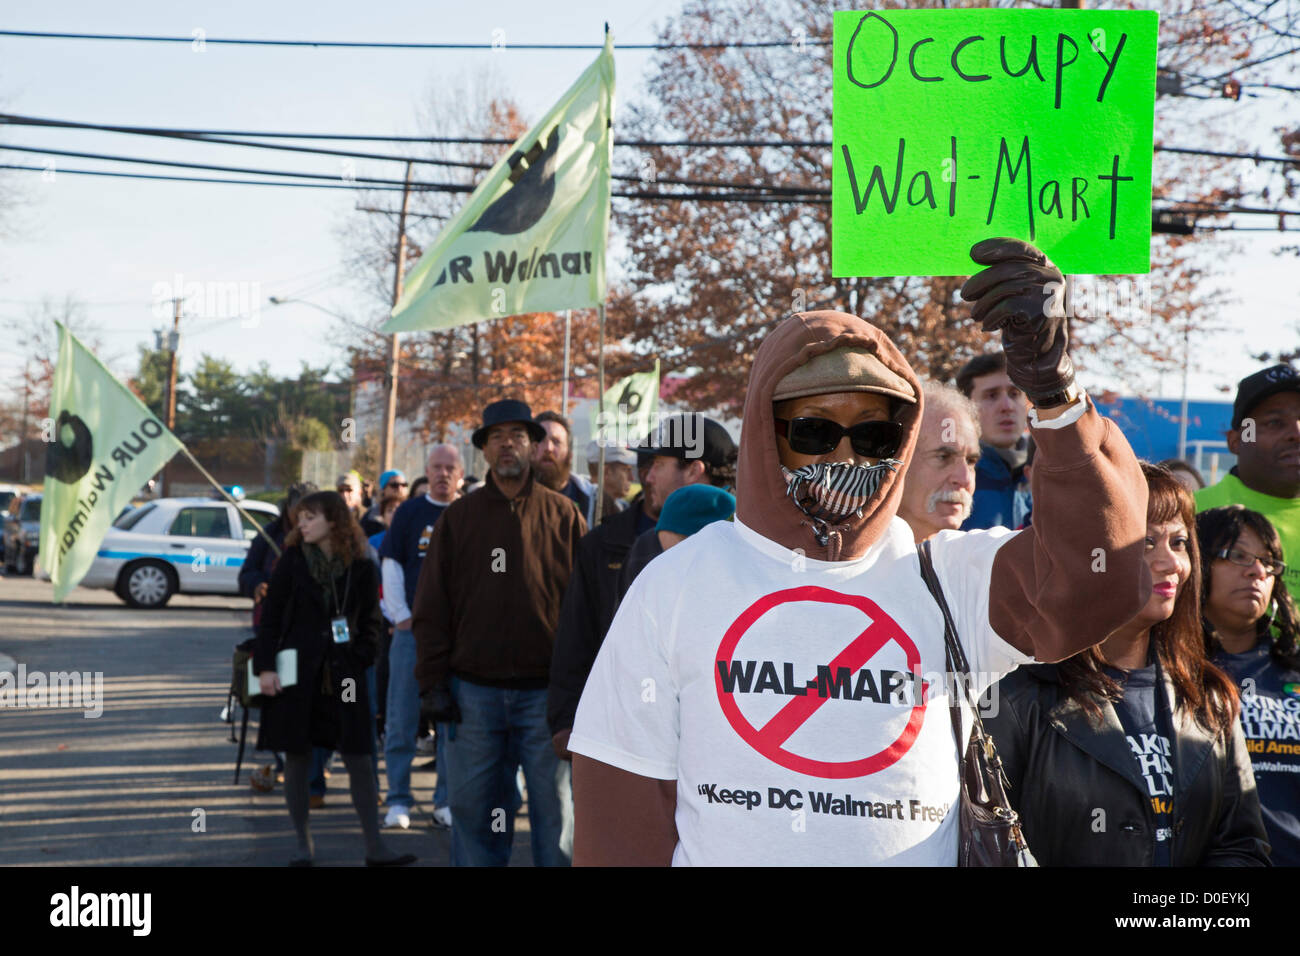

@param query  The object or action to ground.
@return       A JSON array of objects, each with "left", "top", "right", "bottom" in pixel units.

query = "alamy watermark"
[
  {"left": 592, "top": 408, "right": 706, "bottom": 458},
  {"left": 0, "top": 664, "right": 103, "bottom": 718},
  {"left": 1044, "top": 275, "right": 1152, "bottom": 324},
  {"left": 151, "top": 273, "right": 262, "bottom": 328}
]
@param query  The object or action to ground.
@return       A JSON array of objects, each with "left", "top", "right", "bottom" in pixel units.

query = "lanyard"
[{"left": 328, "top": 564, "right": 352, "bottom": 619}]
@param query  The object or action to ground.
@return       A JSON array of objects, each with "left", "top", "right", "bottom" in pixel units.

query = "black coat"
[
  {"left": 984, "top": 664, "right": 1270, "bottom": 866},
  {"left": 238, "top": 515, "right": 287, "bottom": 628},
  {"left": 547, "top": 501, "right": 649, "bottom": 735},
  {"left": 253, "top": 544, "right": 382, "bottom": 755},
  {"left": 617, "top": 526, "right": 663, "bottom": 600}
]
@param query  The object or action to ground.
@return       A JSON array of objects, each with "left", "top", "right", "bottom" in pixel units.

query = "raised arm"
[{"left": 961, "top": 238, "right": 1149, "bottom": 661}]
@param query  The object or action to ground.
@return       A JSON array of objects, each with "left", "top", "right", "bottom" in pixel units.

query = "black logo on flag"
[
  {"left": 45, "top": 411, "right": 94, "bottom": 484},
  {"left": 468, "top": 127, "right": 560, "bottom": 236}
]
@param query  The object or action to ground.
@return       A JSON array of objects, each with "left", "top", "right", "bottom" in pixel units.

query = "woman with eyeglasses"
[
  {"left": 1198, "top": 505, "right": 1300, "bottom": 865},
  {"left": 983, "top": 464, "right": 1268, "bottom": 866}
]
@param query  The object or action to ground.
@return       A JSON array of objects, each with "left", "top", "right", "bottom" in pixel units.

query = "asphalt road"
[{"left": 0, "top": 572, "right": 535, "bottom": 867}]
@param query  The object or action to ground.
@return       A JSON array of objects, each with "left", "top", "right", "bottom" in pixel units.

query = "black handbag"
[{"left": 918, "top": 539, "right": 1037, "bottom": 867}]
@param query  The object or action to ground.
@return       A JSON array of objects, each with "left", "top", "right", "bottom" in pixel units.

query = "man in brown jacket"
[
  {"left": 568, "top": 238, "right": 1151, "bottom": 865},
  {"left": 412, "top": 399, "right": 585, "bottom": 866}
]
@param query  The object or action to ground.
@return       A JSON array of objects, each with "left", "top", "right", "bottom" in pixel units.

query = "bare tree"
[{"left": 608, "top": 0, "right": 1281, "bottom": 413}]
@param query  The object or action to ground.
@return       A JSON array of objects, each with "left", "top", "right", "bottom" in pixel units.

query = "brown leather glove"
[{"left": 960, "top": 237, "right": 1076, "bottom": 405}]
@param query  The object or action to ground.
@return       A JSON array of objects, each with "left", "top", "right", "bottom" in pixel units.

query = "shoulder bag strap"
[
  {"left": 918, "top": 540, "right": 969, "bottom": 750},
  {"left": 918, "top": 538, "right": 1016, "bottom": 797}
]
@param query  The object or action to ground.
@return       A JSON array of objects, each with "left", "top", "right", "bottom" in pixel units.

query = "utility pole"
[
  {"left": 1178, "top": 317, "right": 1190, "bottom": 461},
  {"left": 160, "top": 297, "right": 182, "bottom": 496},
  {"left": 381, "top": 161, "right": 413, "bottom": 475},
  {"left": 20, "top": 360, "right": 31, "bottom": 484}
]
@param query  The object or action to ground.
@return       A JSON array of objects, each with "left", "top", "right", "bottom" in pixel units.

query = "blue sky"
[{"left": 0, "top": 0, "right": 1295, "bottom": 408}]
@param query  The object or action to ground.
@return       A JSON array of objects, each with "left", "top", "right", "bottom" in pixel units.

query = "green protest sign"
[{"left": 832, "top": 9, "right": 1158, "bottom": 277}]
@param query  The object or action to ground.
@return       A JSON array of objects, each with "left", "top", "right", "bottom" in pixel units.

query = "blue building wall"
[{"left": 1094, "top": 395, "right": 1236, "bottom": 477}]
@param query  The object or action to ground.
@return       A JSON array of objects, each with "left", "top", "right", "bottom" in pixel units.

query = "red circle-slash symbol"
[{"left": 715, "top": 586, "right": 926, "bottom": 779}]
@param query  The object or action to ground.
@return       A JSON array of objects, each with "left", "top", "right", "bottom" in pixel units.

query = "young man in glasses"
[{"left": 566, "top": 238, "right": 1151, "bottom": 866}]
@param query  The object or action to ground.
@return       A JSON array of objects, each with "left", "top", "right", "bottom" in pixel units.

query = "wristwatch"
[{"left": 1032, "top": 380, "right": 1083, "bottom": 410}]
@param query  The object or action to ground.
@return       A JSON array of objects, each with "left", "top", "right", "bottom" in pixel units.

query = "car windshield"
[
  {"left": 113, "top": 502, "right": 157, "bottom": 530},
  {"left": 19, "top": 498, "right": 41, "bottom": 521}
]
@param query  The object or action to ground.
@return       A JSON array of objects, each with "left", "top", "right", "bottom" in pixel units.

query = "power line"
[
  {"left": 0, "top": 113, "right": 831, "bottom": 146},
  {"left": 1157, "top": 144, "right": 1300, "bottom": 167},
  {"left": 8, "top": 163, "right": 1297, "bottom": 216},
  {"left": 0, "top": 29, "right": 827, "bottom": 50},
  {"left": 1157, "top": 198, "right": 1300, "bottom": 215},
  {"left": 0, "top": 114, "right": 827, "bottom": 194},
  {"left": 0, "top": 143, "right": 830, "bottom": 197},
  {"left": 0, "top": 143, "right": 476, "bottom": 191},
  {"left": 0, "top": 162, "right": 826, "bottom": 203},
  {"left": 5, "top": 114, "right": 1295, "bottom": 169},
  {"left": 0, "top": 162, "right": 415, "bottom": 190},
  {"left": 0, "top": 114, "right": 494, "bottom": 172}
]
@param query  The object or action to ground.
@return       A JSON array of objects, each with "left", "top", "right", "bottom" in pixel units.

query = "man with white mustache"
[{"left": 898, "top": 382, "right": 982, "bottom": 543}]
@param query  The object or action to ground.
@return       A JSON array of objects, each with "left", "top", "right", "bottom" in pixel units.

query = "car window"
[
  {"left": 0, "top": 491, "right": 14, "bottom": 512},
  {"left": 170, "top": 507, "right": 232, "bottom": 538},
  {"left": 19, "top": 498, "right": 41, "bottom": 522},
  {"left": 113, "top": 502, "right": 158, "bottom": 530},
  {"left": 240, "top": 509, "right": 275, "bottom": 540}
]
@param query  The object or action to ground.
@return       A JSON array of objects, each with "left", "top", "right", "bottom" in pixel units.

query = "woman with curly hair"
[
  {"left": 984, "top": 463, "right": 1268, "bottom": 865},
  {"left": 1198, "top": 505, "right": 1300, "bottom": 865},
  {"left": 254, "top": 490, "right": 415, "bottom": 867}
]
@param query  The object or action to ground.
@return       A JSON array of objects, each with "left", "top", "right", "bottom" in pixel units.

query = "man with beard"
[
  {"left": 567, "top": 239, "right": 1150, "bottom": 865},
  {"left": 533, "top": 411, "right": 609, "bottom": 526},
  {"left": 412, "top": 400, "right": 585, "bottom": 866},
  {"left": 898, "top": 382, "right": 982, "bottom": 543}
]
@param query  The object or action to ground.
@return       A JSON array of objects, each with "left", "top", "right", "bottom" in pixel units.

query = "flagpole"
[
  {"left": 176, "top": 445, "right": 283, "bottom": 559},
  {"left": 562, "top": 310, "right": 572, "bottom": 418},
  {"left": 594, "top": 303, "right": 606, "bottom": 527}
]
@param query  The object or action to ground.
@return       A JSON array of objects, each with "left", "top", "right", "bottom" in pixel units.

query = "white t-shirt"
[{"left": 568, "top": 515, "right": 1034, "bottom": 866}]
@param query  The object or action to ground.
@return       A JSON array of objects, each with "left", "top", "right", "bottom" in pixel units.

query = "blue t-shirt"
[
  {"left": 379, "top": 495, "right": 449, "bottom": 609},
  {"left": 1214, "top": 638, "right": 1300, "bottom": 866},
  {"left": 634, "top": 501, "right": 657, "bottom": 537},
  {"left": 1105, "top": 659, "right": 1175, "bottom": 866}
]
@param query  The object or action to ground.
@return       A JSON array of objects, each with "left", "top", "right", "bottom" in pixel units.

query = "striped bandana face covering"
[{"left": 781, "top": 459, "right": 902, "bottom": 543}]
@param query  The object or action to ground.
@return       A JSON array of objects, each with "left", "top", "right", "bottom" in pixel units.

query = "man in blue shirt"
[
  {"left": 956, "top": 352, "right": 1032, "bottom": 530},
  {"left": 379, "top": 444, "right": 463, "bottom": 830}
]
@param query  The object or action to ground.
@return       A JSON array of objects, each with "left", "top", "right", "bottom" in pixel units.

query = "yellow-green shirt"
[{"left": 1195, "top": 472, "right": 1300, "bottom": 595}]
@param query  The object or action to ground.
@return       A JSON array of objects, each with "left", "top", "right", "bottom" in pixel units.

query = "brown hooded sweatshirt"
[{"left": 571, "top": 311, "right": 1150, "bottom": 865}]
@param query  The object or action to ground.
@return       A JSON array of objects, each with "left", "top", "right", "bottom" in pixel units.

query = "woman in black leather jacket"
[{"left": 984, "top": 464, "right": 1269, "bottom": 866}]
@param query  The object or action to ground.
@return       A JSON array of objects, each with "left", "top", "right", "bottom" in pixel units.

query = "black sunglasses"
[{"left": 774, "top": 417, "right": 902, "bottom": 458}]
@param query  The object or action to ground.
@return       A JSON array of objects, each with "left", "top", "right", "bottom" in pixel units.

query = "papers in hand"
[{"left": 249, "top": 649, "right": 298, "bottom": 692}]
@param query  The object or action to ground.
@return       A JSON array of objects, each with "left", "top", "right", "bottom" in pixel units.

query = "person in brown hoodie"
[{"left": 566, "top": 239, "right": 1151, "bottom": 865}]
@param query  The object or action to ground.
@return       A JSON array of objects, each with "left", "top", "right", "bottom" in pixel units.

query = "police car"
[{"left": 79, "top": 496, "right": 279, "bottom": 609}]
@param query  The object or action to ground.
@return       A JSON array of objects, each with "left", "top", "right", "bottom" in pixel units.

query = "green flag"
[
  {"left": 591, "top": 360, "right": 660, "bottom": 450},
  {"left": 382, "top": 35, "right": 615, "bottom": 332},
  {"left": 39, "top": 323, "right": 184, "bottom": 602}
]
